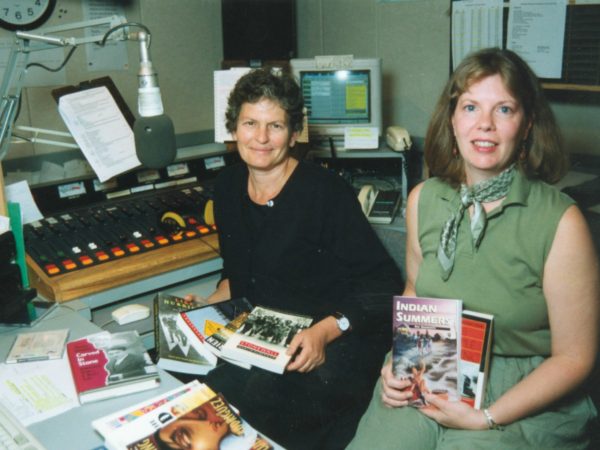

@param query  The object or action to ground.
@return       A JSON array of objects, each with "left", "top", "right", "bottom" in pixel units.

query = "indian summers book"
[
  {"left": 460, "top": 310, "right": 494, "bottom": 409},
  {"left": 392, "top": 296, "right": 462, "bottom": 408},
  {"left": 221, "top": 305, "right": 313, "bottom": 374},
  {"left": 154, "top": 292, "right": 216, "bottom": 375},
  {"left": 66, "top": 330, "right": 160, "bottom": 404}
]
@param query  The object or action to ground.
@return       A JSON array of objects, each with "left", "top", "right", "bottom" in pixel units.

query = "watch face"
[
  {"left": 337, "top": 316, "right": 350, "bottom": 331},
  {"left": 0, "top": 0, "right": 56, "bottom": 31}
]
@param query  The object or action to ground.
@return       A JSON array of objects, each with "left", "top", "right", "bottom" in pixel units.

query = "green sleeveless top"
[{"left": 416, "top": 170, "right": 575, "bottom": 356}]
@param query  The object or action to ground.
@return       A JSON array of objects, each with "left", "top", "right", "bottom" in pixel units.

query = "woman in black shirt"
[{"left": 200, "top": 67, "right": 404, "bottom": 449}]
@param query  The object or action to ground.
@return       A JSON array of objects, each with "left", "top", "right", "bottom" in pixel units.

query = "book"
[
  {"left": 391, "top": 296, "right": 462, "bottom": 408},
  {"left": 221, "top": 305, "right": 314, "bottom": 374},
  {"left": 177, "top": 297, "right": 254, "bottom": 368},
  {"left": 204, "top": 310, "right": 253, "bottom": 369},
  {"left": 460, "top": 310, "right": 494, "bottom": 409},
  {"left": 66, "top": 330, "right": 160, "bottom": 404},
  {"left": 5, "top": 328, "right": 69, "bottom": 363},
  {"left": 154, "top": 292, "right": 218, "bottom": 375},
  {"left": 93, "top": 380, "right": 278, "bottom": 450}
]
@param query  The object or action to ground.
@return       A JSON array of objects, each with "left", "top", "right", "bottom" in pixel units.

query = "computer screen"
[{"left": 290, "top": 57, "right": 382, "bottom": 148}]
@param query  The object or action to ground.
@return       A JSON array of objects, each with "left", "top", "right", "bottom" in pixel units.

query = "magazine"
[
  {"left": 93, "top": 380, "right": 279, "bottom": 450},
  {"left": 392, "top": 296, "right": 462, "bottom": 408},
  {"left": 221, "top": 305, "right": 313, "bottom": 374}
]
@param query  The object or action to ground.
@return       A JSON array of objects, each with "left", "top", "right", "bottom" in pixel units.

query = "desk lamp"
[{"left": 0, "top": 15, "right": 176, "bottom": 168}]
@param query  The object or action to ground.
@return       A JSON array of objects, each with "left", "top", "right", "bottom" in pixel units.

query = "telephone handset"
[
  {"left": 386, "top": 126, "right": 412, "bottom": 152},
  {"left": 358, "top": 184, "right": 378, "bottom": 216}
]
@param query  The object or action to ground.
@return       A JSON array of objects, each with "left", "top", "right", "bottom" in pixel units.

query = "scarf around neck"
[{"left": 437, "top": 164, "right": 516, "bottom": 280}]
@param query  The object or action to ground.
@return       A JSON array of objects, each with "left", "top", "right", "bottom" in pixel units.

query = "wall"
[
  {"left": 1, "top": 0, "right": 223, "bottom": 163},
  {"left": 2, "top": 0, "right": 598, "bottom": 170},
  {"left": 297, "top": 0, "right": 600, "bottom": 157}
]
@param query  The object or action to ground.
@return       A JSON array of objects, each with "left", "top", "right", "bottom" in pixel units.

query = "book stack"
[
  {"left": 176, "top": 296, "right": 254, "bottom": 369},
  {"left": 392, "top": 296, "right": 493, "bottom": 409},
  {"left": 152, "top": 291, "right": 317, "bottom": 374},
  {"left": 93, "top": 380, "right": 281, "bottom": 450}
]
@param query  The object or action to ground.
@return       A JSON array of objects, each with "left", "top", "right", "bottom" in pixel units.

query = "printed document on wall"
[
  {"left": 452, "top": 0, "right": 504, "bottom": 70},
  {"left": 58, "top": 86, "right": 140, "bottom": 182},
  {"left": 213, "top": 68, "right": 252, "bottom": 143},
  {"left": 507, "top": 0, "right": 567, "bottom": 78}
]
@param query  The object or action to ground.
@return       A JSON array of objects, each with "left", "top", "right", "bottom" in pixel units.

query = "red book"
[
  {"left": 460, "top": 310, "right": 494, "bottom": 409},
  {"left": 66, "top": 330, "right": 160, "bottom": 404}
]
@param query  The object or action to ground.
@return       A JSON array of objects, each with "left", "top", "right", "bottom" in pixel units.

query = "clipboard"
[{"left": 51, "top": 76, "right": 136, "bottom": 128}]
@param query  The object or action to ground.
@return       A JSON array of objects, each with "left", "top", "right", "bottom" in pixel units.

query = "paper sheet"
[
  {"left": 4, "top": 180, "right": 43, "bottom": 224},
  {"left": 344, "top": 127, "right": 379, "bottom": 149},
  {"left": 213, "top": 68, "right": 252, "bottom": 143},
  {"left": 0, "top": 355, "right": 79, "bottom": 425},
  {"left": 452, "top": 0, "right": 504, "bottom": 70},
  {"left": 58, "top": 86, "right": 140, "bottom": 182},
  {"left": 507, "top": 0, "right": 567, "bottom": 78}
]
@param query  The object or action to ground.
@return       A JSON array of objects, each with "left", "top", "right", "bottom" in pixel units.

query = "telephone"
[
  {"left": 357, "top": 184, "right": 378, "bottom": 216},
  {"left": 386, "top": 126, "right": 412, "bottom": 152}
]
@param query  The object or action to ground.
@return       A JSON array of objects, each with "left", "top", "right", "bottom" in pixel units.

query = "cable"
[{"left": 26, "top": 45, "right": 77, "bottom": 72}]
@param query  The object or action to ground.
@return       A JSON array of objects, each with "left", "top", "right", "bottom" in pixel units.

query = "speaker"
[{"left": 222, "top": 0, "right": 297, "bottom": 61}]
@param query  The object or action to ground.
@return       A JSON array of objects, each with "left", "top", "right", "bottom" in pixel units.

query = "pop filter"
[{"left": 134, "top": 114, "right": 176, "bottom": 169}]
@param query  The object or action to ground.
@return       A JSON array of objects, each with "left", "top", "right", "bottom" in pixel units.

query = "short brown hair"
[
  {"left": 424, "top": 48, "right": 568, "bottom": 186},
  {"left": 225, "top": 67, "right": 304, "bottom": 135}
]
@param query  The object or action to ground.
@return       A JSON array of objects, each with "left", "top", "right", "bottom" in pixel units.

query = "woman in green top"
[{"left": 348, "top": 48, "right": 599, "bottom": 449}]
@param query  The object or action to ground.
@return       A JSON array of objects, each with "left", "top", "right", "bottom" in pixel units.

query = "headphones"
[{"left": 158, "top": 199, "right": 215, "bottom": 235}]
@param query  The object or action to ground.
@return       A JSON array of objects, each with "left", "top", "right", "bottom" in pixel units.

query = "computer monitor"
[{"left": 290, "top": 57, "right": 382, "bottom": 149}]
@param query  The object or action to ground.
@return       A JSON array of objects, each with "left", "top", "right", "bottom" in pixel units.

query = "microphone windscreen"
[{"left": 134, "top": 115, "right": 176, "bottom": 169}]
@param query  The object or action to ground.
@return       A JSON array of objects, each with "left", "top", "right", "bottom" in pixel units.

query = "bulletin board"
[{"left": 451, "top": 1, "right": 600, "bottom": 93}]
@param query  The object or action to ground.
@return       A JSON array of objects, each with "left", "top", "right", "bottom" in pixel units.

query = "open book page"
[{"left": 58, "top": 86, "right": 140, "bottom": 182}]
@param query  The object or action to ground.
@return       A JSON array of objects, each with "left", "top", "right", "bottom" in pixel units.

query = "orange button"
[
  {"left": 95, "top": 251, "right": 109, "bottom": 261},
  {"left": 156, "top": 236, "right": 169, "bottom": 245},
  {"left": 126, "top": 243, "right": 140, "bottom": 253},
  {"left": 63, "top": 259, "right": 77, "bottom": 270},
  {"left": 111, "top": 247, "right": 125, "bottom": 257},
  {"left": 45, "top": 264, "right": 60, "bottom": 275},
  {"left": 197, "top": 225, "right": 210, "bottom": 234},
  {"left": 79, "top": 255, "right": 93, "bottom": 265},
  {"left": 185, "top": 230, "right": 196, "bottom": 238},
  {"left": 141, "top": 239, "right": 154, "bottom": 248}
]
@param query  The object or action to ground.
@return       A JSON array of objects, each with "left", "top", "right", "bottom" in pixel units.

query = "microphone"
[{"left": 132, "top": 31, "right": 176, "bottom": 169}]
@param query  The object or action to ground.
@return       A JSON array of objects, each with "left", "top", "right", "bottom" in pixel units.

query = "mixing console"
[
  {"left": 24, "top": 184, "right": 215, "bottom": 277},
  {"left": 21, "top": 150, "right": 240, "bottom": 302}
]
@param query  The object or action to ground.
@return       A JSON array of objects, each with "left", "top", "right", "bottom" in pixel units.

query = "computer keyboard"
[{"left": 0, "top": 401, "right": 46, "bottom": 450}]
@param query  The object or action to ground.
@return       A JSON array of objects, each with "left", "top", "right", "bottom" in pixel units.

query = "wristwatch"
[{"left": 333, "top": 312, "right": 351, "bottom": 333}]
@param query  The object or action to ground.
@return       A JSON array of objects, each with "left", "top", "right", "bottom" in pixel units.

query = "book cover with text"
[
  {"left": 221, "top": 305, "right": 313, "bottom": 374},
  {"left": 66, "top": 330, "right": 159, "bottom": 404},
  {"left": 392, "top": 296, "right": 462, "bottom": 408},
  {"left": 154, "top": 292, "right": 216, "bottom": 375}
]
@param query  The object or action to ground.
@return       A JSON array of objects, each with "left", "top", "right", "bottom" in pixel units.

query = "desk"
[{"left": 0, "top": 305, "right": 183, "bottom": 450}]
